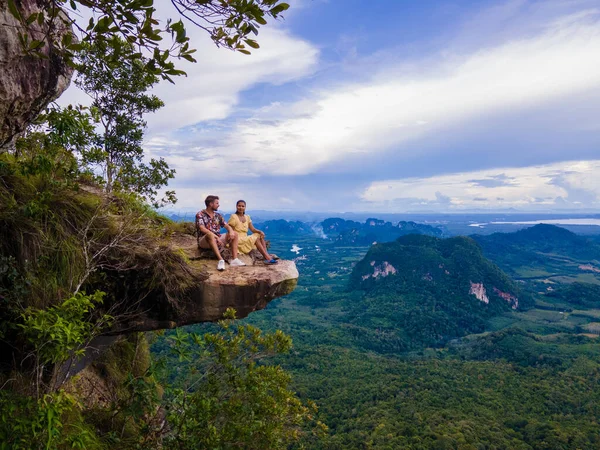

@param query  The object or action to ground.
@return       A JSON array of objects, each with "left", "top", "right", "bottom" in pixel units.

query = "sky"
[{"left": 60, "top": 0, "right": 600, "bottom": 214}]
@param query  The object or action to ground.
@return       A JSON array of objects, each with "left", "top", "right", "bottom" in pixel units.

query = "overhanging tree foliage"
[{"left": 8, "top": 0, "right": 291, "bottom": 81}]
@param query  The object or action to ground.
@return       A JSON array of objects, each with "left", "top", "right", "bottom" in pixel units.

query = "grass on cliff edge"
[
  {"left": 0, "top": 149, "right": 197, "bottom": 311},
  {"left": 0, "top": 147, "right": 201, "bottom": 395}
]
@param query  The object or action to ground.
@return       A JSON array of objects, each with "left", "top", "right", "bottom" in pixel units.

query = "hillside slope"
[{"left": 341, "top": 235, "right": 529, "bottom": 352}]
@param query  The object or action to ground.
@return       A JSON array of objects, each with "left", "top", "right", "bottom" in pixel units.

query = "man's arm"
[
  {"left": 196, "top": 213, "right": 214, "bottom": 237},
  {"left": 223, "top": 223, "right": 238, "bottom": 238},
  {"left": 198, "top": 224, "right": 216, "bottom": 236}
]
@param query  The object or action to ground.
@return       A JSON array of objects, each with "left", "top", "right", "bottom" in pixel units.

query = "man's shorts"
[{"left": 198, "top": 233, "right": 228, "bottom": 250}]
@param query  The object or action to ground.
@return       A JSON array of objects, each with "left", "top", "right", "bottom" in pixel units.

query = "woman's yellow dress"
[{"left": 228, "top": 214, "right": 259, "bottom": 254}]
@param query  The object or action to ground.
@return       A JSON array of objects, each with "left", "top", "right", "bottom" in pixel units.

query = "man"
[{"left": 196, "top": 195, "right": 246, "bottom": 271}]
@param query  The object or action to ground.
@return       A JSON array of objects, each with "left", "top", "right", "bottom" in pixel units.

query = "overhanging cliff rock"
[
  {"left": 60, "top": 232, "right": 298, "bottom": 381},
  {"left": 0, "top": 0, "right": 73, "bottom": 149},
  {"left": 108, "top": 232, "right": 299, "bottom": 334}
]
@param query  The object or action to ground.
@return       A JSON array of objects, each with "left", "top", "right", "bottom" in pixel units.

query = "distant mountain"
[
  {"left": 256, "top": 217, "right": 444, "bottom": 245},
  {"left": 472, "top": 224, "right": 600, "bottom": 278},
  {"left": 333, "top": 218, "right": 444, "bottom": 245},
  {"left": 473, "top": 224, "right": 600, "bottom": 260},
  {"left": 257, "top": 219, "right": 313, "bottom": 235},
  {"left": 341, "top": 234, "right": 529, "bottom": 352},
  {"left": 590, "top": 235, "right": 600, "bottom": 244}
]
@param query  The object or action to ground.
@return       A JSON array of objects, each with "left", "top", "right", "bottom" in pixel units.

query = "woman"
[{"left": 228, "top": 200, "right": 277, "bottom": 264}]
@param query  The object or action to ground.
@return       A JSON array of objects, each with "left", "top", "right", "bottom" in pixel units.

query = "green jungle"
[{"left": 151, "top": 222, "right": 600, "bottom": 449}]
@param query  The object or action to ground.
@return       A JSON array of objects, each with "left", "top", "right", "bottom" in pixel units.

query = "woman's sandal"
[{"left": 264, "top": 259, "right": 278, "bottom": 265}]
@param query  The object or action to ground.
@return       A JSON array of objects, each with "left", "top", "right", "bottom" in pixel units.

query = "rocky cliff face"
[
  {"left": 0, "top": 0, "right": 73, "bottom": 149},
  {"left": 469, "top": 282, "right": 489, "bottom": 304}
]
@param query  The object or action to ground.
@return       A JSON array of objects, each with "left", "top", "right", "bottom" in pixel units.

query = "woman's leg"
[
  {"left": 260, "top": 236, "right": 269, "bottom": 252},
  {"left": 255, "top": 237, "right": 272, "bottom": 260},
  {"left": 261, "top": 235, "right": 273, "bottom": 258},
  {"left": 262, "top": 236, "right": 274, "bottom": 259},
  {"left": 228, "top": 233, "right": 239, "bottom": 259}
]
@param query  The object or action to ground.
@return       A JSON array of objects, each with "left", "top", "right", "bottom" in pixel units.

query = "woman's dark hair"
[
  {"left": 205, "top": 195, "right": 219, "bottom": 207},
  {"left": 236, "top": 200, "right": 246, "bottom": 206}
]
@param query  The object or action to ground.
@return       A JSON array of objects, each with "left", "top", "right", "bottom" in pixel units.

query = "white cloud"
[
  {"left": 57, "top": 6, "right": 319, "bottom": 136},
  {"left": 361, "top": 160, "right": 600, "bottom": 210},
  {"left": 171, "top": 9, "right": 600, "bottom": 178},
  {"left": 165, "top": 159, "right": 600, "bottom": 212},
  {"left": 164, "top": 184, "right": 305, "bottom": 214},
  {"left": 55, "top": 1, "right": 600, "bottom": 213},
  {"left": 166, "top": 185, "right": 252, "bottom": 214},
  {"left": 147, "top": 27, "right": 319, "bottom": 133}
]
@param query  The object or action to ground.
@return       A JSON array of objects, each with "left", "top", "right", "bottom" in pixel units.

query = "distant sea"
[{"left": 490, "top": 219, "right": 600, "bottom": 226}]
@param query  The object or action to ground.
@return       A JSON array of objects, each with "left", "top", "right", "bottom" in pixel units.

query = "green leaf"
[
  {"left": 181, "top": 54, "right": 196, "bottom": 63},
  {"left": 147, "top": 32, "right": 163, "bottom": 42},
  {"left": 29, "top": 40, "right": 45, "bottom": 51},
  {"left": 7, "top": 0, "right": 22, "bottom": 22},
  {"left": 164, "top": 69, "right": 186, "bottom": 76},
  {"left": 94, "top": 16, "right": 113, "bottom": 33},
  {"left": 66, "top": 42, "right": 84, "bottom": 52},
  {"left": 62, "top": 32, "right": 73, "bottom": 47},
  {"left": 244, "top": 39, "right": 259, "bottom": 49},
  {"left": 17, "top": 32, "right": 28, "bottom": 47},
  {"left": 270, "top": 3, "right": 290, "bottom": 15},
  {"left": 170, "top": 20, "right": 187, "bottom": 43},
  {"left": 25, "top": 12, "right": 38, "bottom": 26}
]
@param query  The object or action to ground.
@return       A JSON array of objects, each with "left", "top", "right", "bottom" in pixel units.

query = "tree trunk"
[{"left": 105, "top": 125, "right": 112, "bottom": 192}]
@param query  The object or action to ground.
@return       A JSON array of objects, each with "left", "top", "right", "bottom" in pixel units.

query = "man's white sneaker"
[
  {"left": 229, "top": 258, "right": 246, "bottom": 267},
  {"left": 217, "top": 260, "right": 225, "bottom": 271}
]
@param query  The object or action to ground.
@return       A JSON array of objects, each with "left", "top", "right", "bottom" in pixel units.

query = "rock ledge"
[{"left": 110, "top": 233, "right": 298, "bottom": 333}]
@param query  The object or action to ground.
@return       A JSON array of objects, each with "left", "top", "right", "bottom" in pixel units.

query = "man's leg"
[{"left": 200, "top": 234, "right": 223, "bottom": 260}]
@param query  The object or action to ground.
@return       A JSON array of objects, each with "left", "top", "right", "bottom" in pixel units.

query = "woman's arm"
[{"left": 248, "top": 220, "right": 265, "bottom": 236}]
